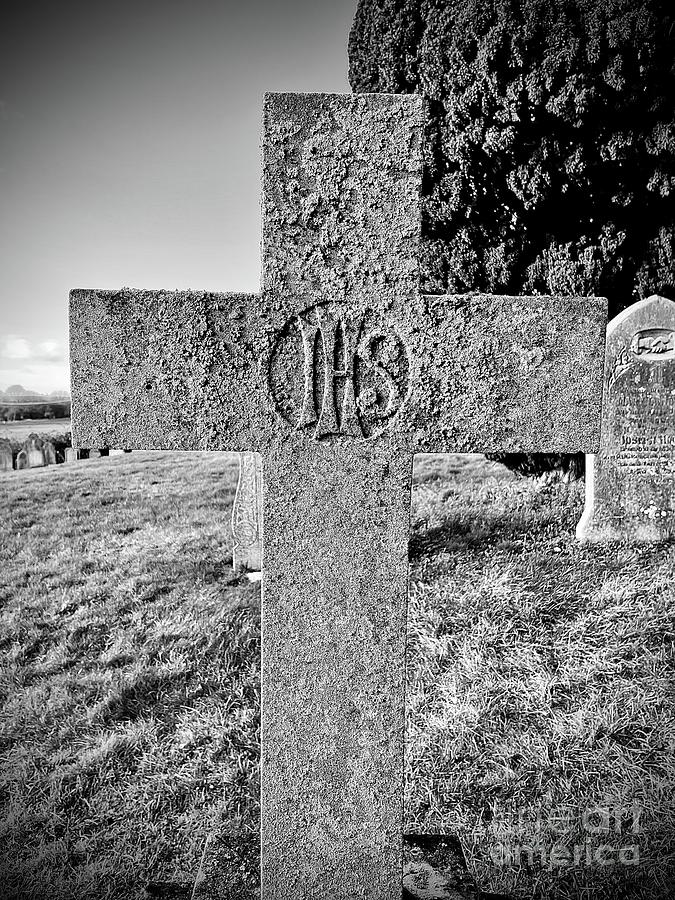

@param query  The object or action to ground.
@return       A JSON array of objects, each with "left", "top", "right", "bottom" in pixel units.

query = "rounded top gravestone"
[
  {"left": 23, "top": 434, "right": 46, "bottom": 468},
  {"left": 578, "top": 294, "right": 675, "bottom": 543}
]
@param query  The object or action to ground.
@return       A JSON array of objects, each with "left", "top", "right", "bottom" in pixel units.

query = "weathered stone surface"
[
  {"left": 15, "top": 449, "right": 28, "bottom": 470},
  {"left": 69, "top": 289, "right": 605, "bottom": 457},
  {"left": 64, "top": 447, "right": 79, "bottom": 463},
  {"left": 43, "top": 441, "right": 56, "bottom": 465},
  {"left": 88, "top": 448, "right": 101, "bottom": 459},
  {"left": 23, "top": 434, "right": 45, "bottom": 468},
  {"left": 109, "top": 448, "right": 125, "bottom": 456},
  {"left": 69, "top": 93, "right": 607, "bottom": 900},
  {"left": 260, "top": 91, "right": 423, "bottom": 900},
  {"left": 232, "top": 452, "right": 263, "bottom": 572},
  {"left": 263, "top": 444, "right": 410, "bottom": 899},
  {"left": 578, "top": 294, "right": 675, "bottom": 543},
  {"left": 415, "top": 293, "right": 605, "bottom": 452},
  {"left": 0, "top": 439, "right": 12, "bottom": 472},
  {"left": 70, "top": 290, "right": 263, "bottom": 452}
]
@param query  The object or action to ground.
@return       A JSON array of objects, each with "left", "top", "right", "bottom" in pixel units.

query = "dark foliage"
[
  {"left": 485, "top": 451, "right": 584, "bottom": 478},
  {"left": 1, "top": 401, "right": 71, "bottom": 421},
  {"left": 349, "top": 0, "right": 675, "bottom": 313},
  {"left": 349, "top": 0, "right": 675, "bottom": 475}
]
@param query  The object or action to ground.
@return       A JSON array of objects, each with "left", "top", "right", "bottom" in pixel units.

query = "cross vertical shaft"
[
  {"left": 260, "top": 92, "right": 424, "bottom": 899},
  {"left": 262, "top": 445, "right": 412, "bottom": 898}
]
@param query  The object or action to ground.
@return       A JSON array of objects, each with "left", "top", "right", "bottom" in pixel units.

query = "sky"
[{"left": 0, "top": 0, "right": 356, "bottom": 393}]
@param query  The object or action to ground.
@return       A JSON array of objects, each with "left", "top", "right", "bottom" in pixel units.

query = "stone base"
[
  {"left": 403, "top": 835, "right": 479, "bottom": 899},
  {"left": 577, "top": 454, "right": 675, "bottom": 543}
]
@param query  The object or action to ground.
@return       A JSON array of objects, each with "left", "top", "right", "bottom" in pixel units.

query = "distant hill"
[
  {"left": 2, "top": 385, "right": 71, "bottom": 405},
  {"left": 1, "top": 385, "right": 71, "bottom": 421}
]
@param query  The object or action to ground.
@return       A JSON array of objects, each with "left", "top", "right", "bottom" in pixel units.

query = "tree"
[
  {"left": 349, "top": 0, "right": 674, "bottom": 314},
  {"left": 349, "top": 0, "right": 674, "bottom": 477}
]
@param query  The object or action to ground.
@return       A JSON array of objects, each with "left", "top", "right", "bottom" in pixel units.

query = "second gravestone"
[
  {"left": 0, "top": 439, "right": 13, "bottom": 472},
  {"left": 232, "top": 452, "right": 263, "bottom": 572},
  {"left": 578, "top": 294, "right": 675, "bottom": 543},
  {"left": 70, "top": 93, "right": 606, "bottom": 899},
  {"left": 23, "top": 435, "right": 46, "bottom": 468}
]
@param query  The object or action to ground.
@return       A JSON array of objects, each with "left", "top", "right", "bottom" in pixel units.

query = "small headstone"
[
  {"left": 43, "top": 441, "right": 57, "bottom": 465},
  {"left": 0, "top": 439, "right": 12, "bottom": 472},
  {"left": 109, "top": 448, "right": 125, "bottom": 456},
  {"left": 64, "top": 447, "right": 79, "bottom": 463},
  {"left": 232, "top": 452, "right": 263, "bottom": 571},
  {"left": 15, "top": 449, "right": 28, "bottom": 470},
  {"left": 88, "top": 448, "right": 101, "bottom": 459},
  {"left": 23, "top": 434, "right": 46, "bottom": 468},
  {"left": 578, "top": 294, "right": 675, "bottom": 543}
]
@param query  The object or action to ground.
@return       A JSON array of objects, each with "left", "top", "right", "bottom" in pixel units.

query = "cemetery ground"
[
  {"left": 0, "top": 419, "right": 72, "bottom": 442},
  {"left": 1, "top": 453, "right": 674, "bottom": 900}
]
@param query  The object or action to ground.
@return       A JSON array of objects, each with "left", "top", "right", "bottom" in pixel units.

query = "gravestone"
[
  {"left": 88, "top": 448, "right": 101, "bottom": 459},
  {"left": 109, "top": 448, "right": 126, "bottom": 456},
  {"left": 64, "top": 447, "right": 79, "bottom": 463},
  {"left": 43, "top": 441, "right": 57, "bottom": 465},
  {"left": 577, "top": 294, "right": 675, "bottom": 543},
  {"left": 15, "top": 449, "right": 28, "bottom": 470},
  {"left": 0, "top": 439, "right": 12, "bottom": 472},
  {"left": 70, "top": 93, "right": 606, "bottom": 900},
  {"left": 23, "top": 434, "right": 46, "bottom": 468},
  {"left": 232, "top": 452, "right": 263, "bottom": 571}
]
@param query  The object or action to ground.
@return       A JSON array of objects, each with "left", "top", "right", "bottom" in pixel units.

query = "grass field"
[
  {"left": 1, "top": 452, "right": 674, "bottom": 899},
  {"left": 409, "top": 456, "right": 675, "bottom": 899},
  {"left": 0, "top": 419, "right": 72, "bottom": 441}
]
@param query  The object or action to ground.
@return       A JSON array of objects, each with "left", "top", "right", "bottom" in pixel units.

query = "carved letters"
[{"left": 268, "top": 302, "right": 409, "bottom": 440}]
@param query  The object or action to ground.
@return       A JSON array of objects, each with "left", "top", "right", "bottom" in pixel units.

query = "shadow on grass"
[
  {"left": 409, "top": 510, "right": 554, "bottom": 559},
  {"left": 93, "top": 670, "right": 188, "bottom": 726}
]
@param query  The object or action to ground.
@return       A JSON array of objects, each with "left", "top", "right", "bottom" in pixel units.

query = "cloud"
[
  {"left": 4, "top": 336, "right": 31, "bottom": 359},
  {"left": 2, "top": 335, "right": 65, "bottom": 364},
  {"left": 0, "top": 335, "right": 69, "bottom": 392}
]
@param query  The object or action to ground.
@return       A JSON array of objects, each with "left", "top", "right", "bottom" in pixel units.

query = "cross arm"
[
  {"left": 69, "top": 288, "right": 270, "bottom": 451},
  {"left": 408, "top": 293, "right": 607, "bottom": 454}
]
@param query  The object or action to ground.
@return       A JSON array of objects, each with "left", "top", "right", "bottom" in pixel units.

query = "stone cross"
[
  {"left": 70, "top": 93, "right": 606, "bottom": 900},
  {"left": 577, "top": 294, "right": 675, "bottom": 543}
]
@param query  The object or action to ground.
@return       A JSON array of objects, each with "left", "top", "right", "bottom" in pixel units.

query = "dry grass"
[
  {"left": 408, "top": 455, "right": 675, "bottom": 899},
  {"left": 1, "top": 451, "right": 674, "bottom": 899},
  {"left": 0, "top": 419, "right": 72, "bottom": 441},
  {"left": 0, "top": 453, "right": 258, "bottom": 900}
]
